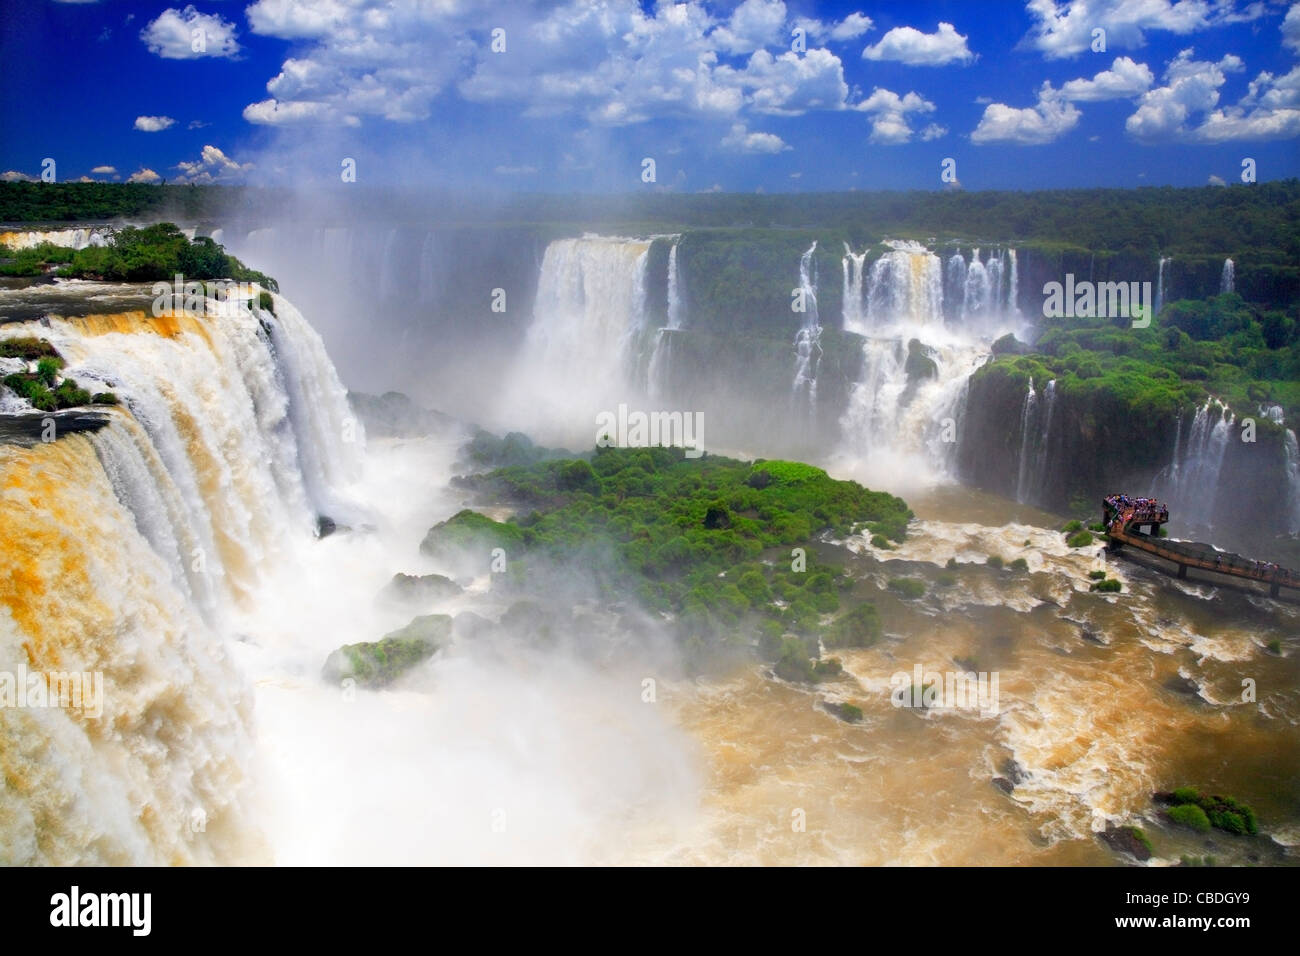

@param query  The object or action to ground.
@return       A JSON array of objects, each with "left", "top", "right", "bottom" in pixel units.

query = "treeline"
[
  {"left": 0, "top": 222, "right": 276, "bottom": 288},
  {"left": 3, "top": 180, "right": 1298, "bottom": 262}
]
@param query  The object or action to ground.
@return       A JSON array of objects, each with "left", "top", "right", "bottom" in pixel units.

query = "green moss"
[
  {"left": 888, "top": 578, "right": 926, "bottom": 599},
  {"left": 0, "top": 337, "right": 61, "bottom": 361},
  {"left": 321, "top": 614, "right": 450, "bottom": 687},
  {"left": 1167, "top": 803, "right": 1212, "bottom": 832},
  {"left": 258, "top": 290, "right": 275, "bottom": 314},
  {"left": 1089, "top": 569, "right": 1107, "bottom": 580},
  {"left": 1266, "top": 639, "right": 1282, "bottom": 654},
  {"left": 1067, "top": 530, "right": 1094, "bottom": 548},
  {"left": 1008, "top": 557, "right": 1029, "bottom": 572},
  {"left": 1090, "top": 578, "right": 1122, "bottom": 592},
  {"left": 812, "top": 657, "right": 843, "bottom": 679},
  {"left": 1125, "top": 826, "right": 1153, "bottom": 855},
  {"left": 1062, "top": 519, "right": 1084, "bottom": 534},
  {"left": 870, "top": 534, "right": 891, "bottom": 549},
  {"left": 825, "top": 601, "right": 881, "bottom": 649},
  {"left": 986, "top": 555, "right": 1004, "bottom": 569}
]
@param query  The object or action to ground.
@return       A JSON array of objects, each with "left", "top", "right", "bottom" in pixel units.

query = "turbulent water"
[{"left": 3, "top": 234, "right": 1297, "bottom": 867}]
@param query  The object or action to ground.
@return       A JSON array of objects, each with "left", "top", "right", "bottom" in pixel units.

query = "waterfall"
[
  {"left": 962, "top": 249, "right": 991, "bottom": 322},
  {"left": 842, "top": 244, "right": 868, "bottom": 335},
  {"left": 1220, "top": 258, "right": 1235, "bottom": 294},
  {"left": 647, "top": 240, "right": 682, "bottom": 401},
  {"left": 1006, "top": 248, "right": 1019, "bottom": 317},
  {"left": 1156, "top": 256, "right": 1170, "bottom": 315},
  {"left": 1285, "top": 429, "right": 1300, "bottom": 535},
  {"left": 792, "top": 241, "right": 822, "bottom": 409},
  {"left": 505, "top": 235, "right": 652, "bottom": 442},
  {"left": 0, "top": 289, "right": 360, "bottom": 863},
  {"left": 1014, "top": 378, "right": 1039, "bottom": 503},
  {"left": 863, "top": 241, "right": 944, "bottom": 329},
  {"left": 945, "top": 252, "right": 967, "bottom": 323},
  {"left": 0, "top": 227, "right": 112, "bottom": 250},
  {"left": 1158, "top": 398, "right": 1233, "bottom": 528},
  {"left": 666, "top": 241, "right": 682, "bottom": 331}
]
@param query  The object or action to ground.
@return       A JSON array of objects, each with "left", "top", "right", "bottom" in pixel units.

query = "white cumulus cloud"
[
  {"left": 855, "top": 87, "right": 938, "bottom": 143},
  {"left": 972, "top": 83, "right": 1082, "bottom": 144},
  {"left": 1059, "top": 56, "right": 1154, "bottom": 100},
  {"left": 862, "top": 22, "right": 974, "bottom": 66},
  {"left": 141, "top": 5, "right": 240, "bottom": 60},
  {"left": 134, "top": 115, "right": 175, "bottom": 132},
  {"left": 173, "top": 145, "right": 253, "bottom": 184},
  {"left": 721, "top": 122, "right": 791, "bottom": 153},
  {"left": 127, "top": 169, "right": 162, "bottom": 184}
]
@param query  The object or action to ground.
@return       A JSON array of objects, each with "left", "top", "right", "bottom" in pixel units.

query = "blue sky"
[{"left": 1, "top": 0, "right": 1298, "bottom": 192}]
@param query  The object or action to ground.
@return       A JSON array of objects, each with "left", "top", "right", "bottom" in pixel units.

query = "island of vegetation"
[{"left": 433, "top": 445, "right": 911, "bottom": 674}]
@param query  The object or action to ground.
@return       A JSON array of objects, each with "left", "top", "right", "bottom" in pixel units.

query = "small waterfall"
[
  {"left": 1220, "top": 258, "right": 1235, "bottom": 294},
  {"left": 1285, "top": 429, "right": 1300, "bottom": 534},
  {"left": 842, "top": 244, "right": 868, "bottom": 335},
  {"left": 666, "top": 241, "right": 682, "bottom": 331},
  {"left": 647, "top": 240, "right": 682, "bottom": 401},
  {"left": 1159, "top": 398, "right": 1233, "bottom": 528},
  {"left": 0, "top": 227, "right": 112, "bottom": 250},
  {"left": 1014, "top": 378, "right": 1039, "bottom": 503},
  {"left": 792, "top": 241, "right": 822, "bottom": 409},
  {"left": 945, "top": 252, "right": 967, "bottom": 323},
  {"left": 1155, "top": 256, "right": 1170, "bottom": 315},
  {"left": 962, "top": 248, "right": 991, "bottom": 322},
  {"left": 1006, "top": 248, "right": 1019, "bottom": 317},
  {"left": 1031, "top": 378, "right": 1057, "bottom": 494}
]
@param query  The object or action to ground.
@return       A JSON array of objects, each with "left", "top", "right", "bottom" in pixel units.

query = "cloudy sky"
[{"left": 1, "top": 0, "right": 1298, "bottom": 191}]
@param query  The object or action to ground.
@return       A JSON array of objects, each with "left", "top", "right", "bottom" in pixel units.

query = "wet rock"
[
  {"left": 1000, "top": 758, "right": 1028, "bottom": 785},
  {"left": 820, "top": 700, "right": 863, "bottom": 723},
  {"left": 381, "top": 572, "right": 462, "bottom": 605},
  {"left": 321, "top": 614, "right": 451, "bottom": 687},
  {"left": 1163, "top": 674, "right": 1201, "bottom": 696},
  {"left": 1098, "top": 824, "right": 1152, "bottom": 862},
  {"left": 992, "top": 777, "right": 1015, "bottom": 795},
  {"left": 316, "top": 515, "right": 338, "bottom": 538}
]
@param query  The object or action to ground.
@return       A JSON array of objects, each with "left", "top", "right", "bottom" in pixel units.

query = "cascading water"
[
  {"left": 842, "top": 244, "right": 868, "bottom": 335},
  {"left": 0, "top": 289, "right": 362, "bottom": 863},
  {"left": 647, "top": 240, "right": 683, "bottom": 401},
  {"left": 1015, "top": 379, "right": 1039, "bottom": 503},
  {"left": 0, "top": 227, "right": 112, "bottom": 250},
  {"left": 1156, "top": 256, "right": 1170, "bottom": 315},
  {"left": 1220, "top": 258, "right": 1235, "bottom": 294},
  {"left": 864, "top": 242, "right": 944, "bottom": 329},
  {"left": 791, "top": 241, "right": 822, "bottom": 410},
  {"left": 501, "top": 235, "right": 651, "bottom": 444},
  {"left": 962, "top": 249, "right": 991, "bottom": 322},
  {"left": 1157, "top": 398, "right": 1234, "bottom": 530}
]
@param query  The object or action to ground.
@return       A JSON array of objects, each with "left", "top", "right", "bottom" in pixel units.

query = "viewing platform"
[{"left": 1102, "top": 495, "right": 1299, "bottom": 597}]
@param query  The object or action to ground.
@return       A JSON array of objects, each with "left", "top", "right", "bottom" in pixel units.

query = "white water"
[
  {"left": 1220, "top": 258, "right": 1235, "bottom": 294},
  {"left": 1156, "top": 398, "right": 1234, "bottom": 532},
  {"left": 792, "top": 241, "right": 822, "bottom": 410},
  {"left": 496, "top": 235, "right": 652, "bottom": 446},
  {"left": 1156, "top": 256, "right": 1171, "bottom": 315},
  {"left": 647, "top": 241, "right": 683, "bottom": 401},
  {"left": 842, "top": 244, "right": 868, "bottom": 335},
  {"left": 835, "top": 241, "right": 1017, "bottom": 490},
  {"left": 1285, "top": 429, "right": 1300, "bottom": 535},
  {"left": 0, "top": 227, "right": 113, "bottom": 250}
]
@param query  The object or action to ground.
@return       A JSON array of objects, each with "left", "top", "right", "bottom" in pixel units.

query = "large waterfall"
[
  {"left": 498, "top": 235, "right": 653, "bottom": 444},
  {"left": 0, "top": 289, "right": 362, "bottom": 863},
  {"left": 835, "top": 241, "right": 1017, "bottom": 487}
]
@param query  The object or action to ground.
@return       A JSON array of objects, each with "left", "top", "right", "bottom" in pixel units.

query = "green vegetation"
[
  {"left": 1089, "top": 569, "right": 1108, "bottom": 580},
  {"left": 1180, "top": 854, "right": 1217, "bottom": 867},
  {"left": 53, "top": 223, "right": 277, "bottom": 288},
  {"left": 812, "top": 657, "right": 843, "bottom": 679},
  {"left": 936, "top": 571, "right": 957, "bottom": 587},
  {"left": 257, "top": 290, "right": 275, "bottom": 314},
  {"left": 1167, "top": 803, "right": 1212, "bottom": 832},
  {"left": 887, "top": 578, "right": 926, "bottom": 599},
  {"left": 986, "top": 555, "right": 1003, "bottom": 569},
  {"left": 446, "top": 445, "right": 910, "bottom": 671},
  {"left": 1164, "top": 787, "right": 1258, "bottom": 836},
  {"left": 1067, "top": 530, "right": 1094, "bottom": 548},
  {"left": 0, "top": 241, "right": 75, "bottom": 276},
  {"left": 825, "top": 601, "right": 881, "bottom": 649},
  {"left": 0, "top": 338, "right": 61, "bottom": 361},
  {"left": 1125, "top": 826, "right": 1153, "bottom": 856},
  {"left": 1090, "top": 578, "right": 1122, "bottom": 592},
  {"left": 1062, "top": 519, "right": 1084, "bottom": 534},
  {"left": 1, "top": 338, "right": 112, "bottom": 411},
  {"left": 1008, "top": 557, "right": 1029, "bottom": 572},
  {"left": 320, "top": 614, "right": 450, "bottom": 688},
  {"left": 1267, "top": 639, "right": 1282, "bottom": 654}
]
